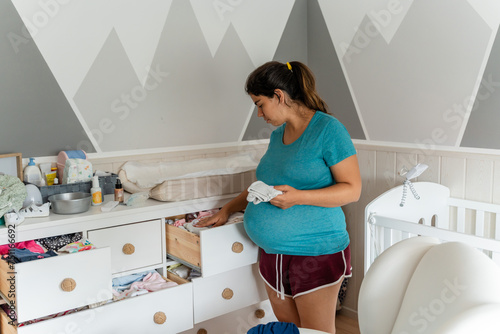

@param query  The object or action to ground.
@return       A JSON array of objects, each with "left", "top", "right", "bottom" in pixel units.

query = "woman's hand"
[
  {"left": 270, "top": 185, "right": 300, "bottom": 209},
  {"left": 194, "top": 210, "right": 230, "bottom": 228}
]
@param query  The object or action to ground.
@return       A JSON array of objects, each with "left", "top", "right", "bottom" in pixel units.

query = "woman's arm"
[
  {"left": 271, "top": 155, "right": 361, "bottom": 210},
  {"left": 194, "top": 189, "right": 249, "bottom": 227}
]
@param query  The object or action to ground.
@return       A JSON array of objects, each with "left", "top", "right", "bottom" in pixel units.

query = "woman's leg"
[
  {"left": 294, "top": 280, "right": 343, "bottom": 334},
  {"left": 264, "top": 283, "right": 301, "bottom": 327}
]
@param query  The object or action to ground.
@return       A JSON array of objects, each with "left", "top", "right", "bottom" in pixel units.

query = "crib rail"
[
  {"left": 366, "top": 215, "right": 500, "bottom": 273},
  {"left": 364, "top": 182, "right": 500, "bottom": 274}
]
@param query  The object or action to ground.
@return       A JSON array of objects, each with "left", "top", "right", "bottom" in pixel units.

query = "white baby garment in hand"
[{"left": 247, "top": 181, "right": 282, "bottom": 204}]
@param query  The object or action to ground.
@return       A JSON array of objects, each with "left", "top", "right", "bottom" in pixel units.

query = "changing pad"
[{"left": 118, "top": 153, "right": 258, "bottom": 202}]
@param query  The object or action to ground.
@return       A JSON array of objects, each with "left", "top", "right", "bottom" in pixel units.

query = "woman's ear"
[{"left": 274, "top": 89, "right": 284, "bottom": 104}]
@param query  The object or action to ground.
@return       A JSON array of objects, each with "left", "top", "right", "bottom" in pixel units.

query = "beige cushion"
[{"left": 118, "top": 169, "right": 255, "bottom": 202}]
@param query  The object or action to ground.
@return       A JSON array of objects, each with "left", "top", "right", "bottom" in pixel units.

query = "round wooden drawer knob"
[
  {"left": 153, "top": 311, "right": 166, "bottom": 324},
  {"left": 61, "top": 278, "right": 76, "bottom": 292},
  {"left": 255, "top": 309, "right": 266, "bottom": 319},
  {"left": 122, "top": 243, "right": 135, "bottom": 255},
  {"left": 197, "top": 329, "right": 208, "bottom": 334},
  {"left": 232, "top": 242, "right": 243, "bottom": 253},
  {"left": 222, "top": 288, "right": 234, "bottom": 300}
]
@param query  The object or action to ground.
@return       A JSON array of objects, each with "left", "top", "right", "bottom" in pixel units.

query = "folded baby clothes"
[
  {"left": 3, "top": 248, "right": 58, "bottom": 263},
  {"left": 184, "top": 222, "right": 210, "bottom": 236},
  {"left": 57, "top": 238, "right": 95, "bottom": 253},
  {"left": 167, "top": 263, "right": 191, "bottom": 279},
  {"left": 112, "top": 272, "right": 177, "bottom": 300},
  {"left": 227, "top": 211, "right": 244, "bottom": 224},
  {"left": 0, "top": 240, "right": 46, "bottom": 256},
  {"left": 247, "top": 181, "right": 282, "bottom": 205},
  {"left": 37, "top": 232, "right": 83, "bottom": 252},
  {"left": 112, "top": 270, "right": 157, "bottom": 291}
]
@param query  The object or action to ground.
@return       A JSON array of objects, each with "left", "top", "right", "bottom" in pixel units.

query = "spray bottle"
[{"left": 91, "top": 175, "right": 102, "bottom": 206}]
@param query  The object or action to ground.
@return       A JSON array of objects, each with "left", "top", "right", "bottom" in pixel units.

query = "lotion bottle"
[
  {"left": 91, "top": 175, "right": 102, "bottom": 206},
  {"left": 24, "top": 158, "right": 43, "bottom": 186},
  {"left": 114, "top": 178, "right": 124, "bottom": 203}
]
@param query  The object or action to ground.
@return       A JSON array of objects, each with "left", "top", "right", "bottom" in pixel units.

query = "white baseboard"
[{"left": 337, "top": 306, "right": 358, "bottom": 320}]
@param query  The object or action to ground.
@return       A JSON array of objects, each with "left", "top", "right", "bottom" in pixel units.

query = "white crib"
[{"left": 364, "top": 182, "right": 500, "bottom": 273}]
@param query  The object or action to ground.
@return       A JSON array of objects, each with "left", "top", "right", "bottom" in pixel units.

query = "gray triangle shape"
[
  {"left": 242, "top": 0, "right": 308, "bottom": 141},
  {"left": 0, "top": 1, "right": 95, "bottom": 156},
  {"left": 73, "top": 29, "right": 146, "bottom": 152},
  {"left": 307, "top": 0, "right": 365, "bottom": 140},
  {"left": 460, "top": 25, "right": 500, "bottom": 149}
]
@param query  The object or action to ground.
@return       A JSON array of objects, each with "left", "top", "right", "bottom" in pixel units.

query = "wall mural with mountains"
[{"left": 1, "top": 0, "right": 499, "bottom": 157}]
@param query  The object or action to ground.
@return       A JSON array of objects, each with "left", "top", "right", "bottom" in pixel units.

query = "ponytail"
[{"left": 245, "top": 61, "right": 329, "bottom": 113}]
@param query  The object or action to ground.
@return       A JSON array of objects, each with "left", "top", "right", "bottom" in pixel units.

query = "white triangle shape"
[
  {"left": 190, "top": 0, "right": 231, "bottom": 57},
  {"left": 466, "top": 0, "right": 500, "bottom": 30},
  {"left": 113, "top": 0, "right": 173, "bottom": 86},
  {"left": 318, "top": 0, "right": 412, "bottom": 59},
  {"left": 366, "top": 0, "right": 414, "bottom": 44},
  {"left": 11, "top": 0, "right": 173, "bottom": 96},
  {"left": 191, "top": 0, "right": 294, "bottom": 65},
  {"left": 11, "top": 0, "right": 115, "bottom": 97}
]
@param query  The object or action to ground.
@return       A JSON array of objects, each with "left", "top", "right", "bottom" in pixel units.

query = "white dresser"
[{"left": 0, "top": 194, "right": 276, "bottom": 334}]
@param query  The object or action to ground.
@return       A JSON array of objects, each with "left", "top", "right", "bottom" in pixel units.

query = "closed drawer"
[
  {"left": 166, "top": 221, "right": 259, "bottom": 277},
  {"left": 0, "top": 247, "right": 111, "bottom": 323},
  {"left": 193, "top": 264, "right": 267, "bottom": 323},
  {"left": 88, "top": 219, "right": 163, "bottom": 274},
  {"left": 3, "top": 279, "right": 193, "bottom": 334},
  {"left": 180, "top": 300, "right": 277, "bottom": 334}
]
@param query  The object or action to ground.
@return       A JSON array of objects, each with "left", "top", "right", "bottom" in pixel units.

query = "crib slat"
[
  {"left": 496, "top": 214, "right": 500, "bottom": 241},
  {"left": 493, "top": 253, "right": 500, "bottom": 267},
  {"left": 457, "top": 207, "right": 466, "bottom": 233},
  {"left": 402, "top": 231, "right": 410, "bottom": 240},
  {"left": 475, "top": 210, "right": 485, "bottom": 237},
  {"left": 493, "top": 215, "right": 500, "bottom": 265},
  {"left": 384, "top": 228, "right": 392, "bottom": 252}
]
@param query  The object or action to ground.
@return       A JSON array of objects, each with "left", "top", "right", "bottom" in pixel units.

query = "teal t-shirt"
[{"left": 243, "top": 112, "right": 356, "bottom": 256}]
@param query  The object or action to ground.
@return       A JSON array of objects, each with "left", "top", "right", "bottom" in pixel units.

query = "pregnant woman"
[{"left": 196, "top": 60, "right": 361, "bottom": 334}]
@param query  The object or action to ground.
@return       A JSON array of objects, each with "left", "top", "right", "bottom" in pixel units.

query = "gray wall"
[{"left": 1, "top": 0, "right": 499, "bottom": 158}]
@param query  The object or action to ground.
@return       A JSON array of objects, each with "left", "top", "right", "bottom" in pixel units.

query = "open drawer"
[
  {"left": 0, "top": 273, "right": 193, "bottom": 334},
  {"left": 166, "top": 217, "right": 259, "bottom": 277},
  {"left": 0, "top": 247, "right": 112, "bottom": 323}
]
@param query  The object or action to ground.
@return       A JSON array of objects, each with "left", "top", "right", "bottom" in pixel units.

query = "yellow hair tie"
[{"left": 286, "top": 62, "right": 292, "bottom": 71}]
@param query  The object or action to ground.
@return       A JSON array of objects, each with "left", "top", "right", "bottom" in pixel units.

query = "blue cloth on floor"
[
  {"left": 4, "top": 248, "right": 58, "bottom": 263},
  {"left": 247, "top": 322, "right": 300, "bottom": 334}
]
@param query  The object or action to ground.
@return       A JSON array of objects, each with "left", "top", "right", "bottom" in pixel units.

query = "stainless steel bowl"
[{"left": 48, "top": 192, "right": 91, "bottom": 215}]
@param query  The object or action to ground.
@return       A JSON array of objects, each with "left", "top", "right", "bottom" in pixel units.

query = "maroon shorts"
[{"left": 258, "top": 245, "right": 352, "bottom": 299}]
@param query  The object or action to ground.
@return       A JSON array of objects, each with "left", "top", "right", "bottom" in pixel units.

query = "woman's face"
[{"left": 249, "top": 93, "right": 284, "bottom": 126}]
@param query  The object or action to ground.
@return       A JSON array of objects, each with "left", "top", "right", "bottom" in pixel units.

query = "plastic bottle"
[
  {"left": 114, "top": 178, "right": 124, "bottom": 203},
  {"left": 91, "top": 175, "right": 102, "bottom": 206},
  {"left": 24, "top": 158, "right": 43, "bottom": 186}
]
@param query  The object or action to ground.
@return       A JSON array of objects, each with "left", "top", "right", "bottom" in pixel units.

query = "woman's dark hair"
[{"left": 245, "top": 61, "right": 328, "bottom": 113}]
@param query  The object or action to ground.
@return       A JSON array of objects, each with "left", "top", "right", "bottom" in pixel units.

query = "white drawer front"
[
  {"left": 200, "top": 222, "right": 259, "bottom": 277},
  {"left": 17, "top": 282, "right": 193, "bottom": 334},
  {"left": 180, "top": 300, "right": 277, "bottom": 334},
  {"left": 193, "top": 264, "right": 267, "bottom": 323},
  {"left": 88, "top": 219, "right": 163, "bottom": 274},
  {"left": 16, "top": 247, "right": 111, "bottom": 323}
]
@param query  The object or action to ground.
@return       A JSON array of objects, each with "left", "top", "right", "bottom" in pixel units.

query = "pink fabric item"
[
  {"left": 113, "top": 273, "right": 177, "bottom": 300},
  {"left": 173, "top": 218, "right": 186, "bottom": 227},
  {"left": 0, "top": 240, "right": 45, "bottom": 256},
  {"left": 198, "top": 210, "right": 217, "bottom": 218}
]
